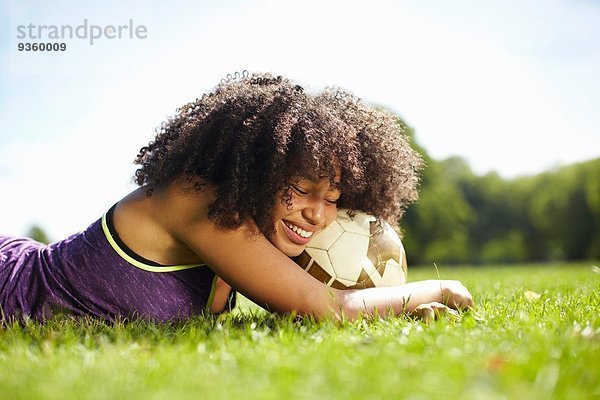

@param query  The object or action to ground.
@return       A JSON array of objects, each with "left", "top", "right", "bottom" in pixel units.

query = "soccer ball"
[{"left": 293, "top": 209, "right": 407, "bottom": 289}]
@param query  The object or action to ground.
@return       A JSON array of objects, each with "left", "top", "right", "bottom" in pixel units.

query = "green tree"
[
  {"left": 401, "top": 151, "right": 474, "bottom": 265},
  {"left": 528, "top": 159, "right": 599, "bottom": 260},
  {"left": 392, "top": 109, "right": 599, "bottom": 265}
]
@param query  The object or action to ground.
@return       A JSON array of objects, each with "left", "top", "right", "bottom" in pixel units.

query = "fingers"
[
  {"left": 441, "top": 280, "right": 474, "bottom": 309},
  {"left": 411, "top": 302, "right": 458, "bottom": 322},
  {"left": 412, "top": 303, "right": 434, "bottom": 322}
]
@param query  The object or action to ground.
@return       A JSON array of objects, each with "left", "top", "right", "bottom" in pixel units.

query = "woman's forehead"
[{"left": 288, "top": 159, "right": 341, "bottom": 178}]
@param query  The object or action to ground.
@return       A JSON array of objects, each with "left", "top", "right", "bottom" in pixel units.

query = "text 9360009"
[{"left": 18, "top": 42, "right": 67, "bottom": 52}]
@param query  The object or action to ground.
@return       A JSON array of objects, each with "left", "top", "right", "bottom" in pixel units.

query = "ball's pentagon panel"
[
  {"left": 305, "top": 219, "right": 345, "bottom": 251},
  {"left": 327, "top": 232, "right": 372, "bottom": 282}
]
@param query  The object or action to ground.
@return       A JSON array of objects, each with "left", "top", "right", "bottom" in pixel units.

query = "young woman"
[{"left": 0, "top": 72, "right": 472, "bottom": 323}]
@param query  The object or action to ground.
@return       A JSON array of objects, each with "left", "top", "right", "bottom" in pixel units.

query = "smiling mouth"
[
  {"left": 282, "top": 220, "right": 315, "bottom": 245},
  {"left": 283, "top": 221, "right": 314, "bottom": 238}
]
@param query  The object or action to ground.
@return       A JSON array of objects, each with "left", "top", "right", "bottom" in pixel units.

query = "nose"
[{"left": 302, "top": 198, "right": 326, "bottom": 226}]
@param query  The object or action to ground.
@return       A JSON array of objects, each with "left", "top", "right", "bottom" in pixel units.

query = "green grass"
[{"left": 1, "top": 262, "right": 599, "bottom": 400}]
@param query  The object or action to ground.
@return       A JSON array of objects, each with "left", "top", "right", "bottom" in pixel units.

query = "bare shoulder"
[
  {"left": 113, "top": 179, "right": 217, "bottom": 265},
  {"left": 148, "top": 179, "right": 262, "bottom": 263}
]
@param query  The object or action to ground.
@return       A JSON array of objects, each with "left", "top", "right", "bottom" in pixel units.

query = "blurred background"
[{"left": 1, "top": 0, "right": 598, "bottom": 265}]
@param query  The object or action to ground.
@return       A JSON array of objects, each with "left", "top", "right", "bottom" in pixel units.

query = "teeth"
[{"left": 285, "top": 222, "right": 314, "bottom": 238}]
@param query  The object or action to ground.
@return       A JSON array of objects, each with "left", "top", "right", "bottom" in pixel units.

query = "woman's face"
[{"left": 269, "top": 175, "right": 341, "bottom": 257}]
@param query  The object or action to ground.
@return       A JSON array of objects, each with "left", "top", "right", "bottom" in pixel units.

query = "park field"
[{"left": 1, "top": 262, "right": 598, "bottom": 400}]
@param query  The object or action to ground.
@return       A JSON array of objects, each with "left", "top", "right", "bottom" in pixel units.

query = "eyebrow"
[{"left": 299, "top": 176, "right": 341, "bottom": 192}]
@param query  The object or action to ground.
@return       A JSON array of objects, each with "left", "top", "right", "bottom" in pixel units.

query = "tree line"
[{"left": 400, "top": 121, "right": 599, "bottom": 265}]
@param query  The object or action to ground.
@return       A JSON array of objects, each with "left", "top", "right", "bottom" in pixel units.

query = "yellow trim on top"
[
  {"left": 101, "top": 212, "right": 206, "bottom": 273},
  {"left": 205, "top": 274, "right": 219, "bottom": 313}
]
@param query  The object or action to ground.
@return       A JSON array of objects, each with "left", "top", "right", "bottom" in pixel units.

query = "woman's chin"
[
  {"left": 275, "top": 242, "right": 305, "bottom": 258},
  {"left": 286, "top": 247, "right": 305, "bottom": 258},
  {"left": 268, "top": 236, "right": 304, "bottom": 258}
]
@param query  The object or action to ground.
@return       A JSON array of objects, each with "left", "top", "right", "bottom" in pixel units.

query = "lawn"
[{"left": 1, "top": 262, "right": 598, "bottom": 400}]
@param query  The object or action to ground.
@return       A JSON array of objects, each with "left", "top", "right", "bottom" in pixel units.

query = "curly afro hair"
[{"left": 134, "top": 71, "right": 423, "bottom": 237}]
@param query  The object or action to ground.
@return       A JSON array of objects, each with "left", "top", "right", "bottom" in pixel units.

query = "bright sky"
[{"left": 1, "top": 0, "right": 599, "bottom": 240}]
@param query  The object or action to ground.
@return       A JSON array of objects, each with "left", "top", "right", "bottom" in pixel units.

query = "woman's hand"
[
  {"left": 411, "top": 301, "right": 458, "bottom": 322},
  {"left": 440, "top": 280, "right": 474, "bottom": 309},
  {"left": 409, "top": 281, "right": 473, "bottom": 322}
]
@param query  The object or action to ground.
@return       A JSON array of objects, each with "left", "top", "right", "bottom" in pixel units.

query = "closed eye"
[
  {"left": 291, "top": 181, "right": 340, "bottom": 204},
  {"left": 291, "top": 185, "right": 308, "bottom": 195},
  {"left": 325, "top": 197, "right": 339, "bottom": 205}
]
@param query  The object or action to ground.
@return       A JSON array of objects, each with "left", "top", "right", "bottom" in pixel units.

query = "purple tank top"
[{"left": 0, "top": 207, "right": 229, "bottom": 322}]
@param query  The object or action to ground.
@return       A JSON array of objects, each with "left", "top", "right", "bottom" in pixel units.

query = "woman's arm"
[
  {"left": 164, "top": 188, "right": 472, "bottom": 321},
  {"left": 177, "top": 218, "right": 472, "bottom": 321},
  {"left": 335, "top": 280, "right": 473, "bottom": 320}
]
